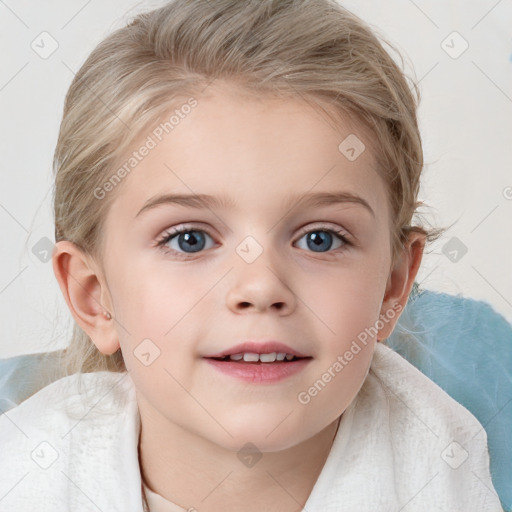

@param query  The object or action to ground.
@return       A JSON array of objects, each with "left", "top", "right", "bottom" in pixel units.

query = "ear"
[
  {"left": 377, "top": 231, "right": 426, "bottom": 341},
  {"left": 52, "top": 240, "right": 120, "bottom": 355}
]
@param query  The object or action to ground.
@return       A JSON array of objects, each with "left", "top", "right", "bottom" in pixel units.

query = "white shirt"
[{"left": 0, "top": 343, "right": 503, "bottom": 511}]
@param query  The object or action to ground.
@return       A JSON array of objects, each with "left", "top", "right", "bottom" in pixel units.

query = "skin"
[{"left": 53, "top": 80, "right": 425, "bottom": 511}]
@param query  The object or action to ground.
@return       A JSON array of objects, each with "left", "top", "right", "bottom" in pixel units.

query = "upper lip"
[{"left": 205, "top": 341, "right": 311, "bottom": 358}]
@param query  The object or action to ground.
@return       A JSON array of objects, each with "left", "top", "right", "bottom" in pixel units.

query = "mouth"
[
  {"left": 207, "top": 352, "right": 309, "bottom": 363},
  {"left": 203, "top": 341, "right": 312, "bottom": 383}
]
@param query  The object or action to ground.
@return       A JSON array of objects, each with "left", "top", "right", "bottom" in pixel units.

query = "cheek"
[
  {"left": 109, "top": 263, "right": 207, "bottom": 372},
  {"left": 298, "top": 260, "right": 388, "bottom": 346},
  {"left": 294, "top": 336, "right": 375, "bottom": 441},
  {"left": 109, "top": 262, "right": 186, "bottom": 328}
]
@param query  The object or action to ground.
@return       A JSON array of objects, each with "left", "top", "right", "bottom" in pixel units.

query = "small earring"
[{"left": 103, "top": 310, "right": 112, "bottom": 320}]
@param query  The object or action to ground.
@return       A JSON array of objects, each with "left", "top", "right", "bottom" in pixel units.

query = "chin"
[
  {"left": 217, "top": 434, "right": 304, "bottom": 455},
  {"left": 211, "top": 416, "right": 317, "bottom": 454}
]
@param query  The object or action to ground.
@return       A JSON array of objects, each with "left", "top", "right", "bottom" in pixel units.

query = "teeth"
[
  {"left": 259, "top": 352, "right": 276, "bottom": 363},
  {"left": 228, "top": 352, "right": 296, "bottom": 362}
]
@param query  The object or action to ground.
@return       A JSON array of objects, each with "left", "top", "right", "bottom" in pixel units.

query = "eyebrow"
[{"left": 135, "top": 191, "right": 375, "bottom": 218}]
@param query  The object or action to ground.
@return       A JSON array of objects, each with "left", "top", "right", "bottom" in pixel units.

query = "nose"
[{"left": 226, "top": 257, "right": 297, "bottom": 315}]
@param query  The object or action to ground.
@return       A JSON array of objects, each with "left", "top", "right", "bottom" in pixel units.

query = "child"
[{"left": 0, "top": 0, "right": 504, "bottom": 510}]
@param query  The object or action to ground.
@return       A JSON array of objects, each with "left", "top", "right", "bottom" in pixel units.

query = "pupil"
[
  {"left": 179, "top": 231, "right": 205, "bottom": 253},
  {"left": 308, "top": 231, "right": 332, "bottom": 252}
]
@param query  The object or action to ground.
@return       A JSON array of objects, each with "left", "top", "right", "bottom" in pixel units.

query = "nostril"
[{"left": 237, "top": 301, "right": 285, "bottom": 310}]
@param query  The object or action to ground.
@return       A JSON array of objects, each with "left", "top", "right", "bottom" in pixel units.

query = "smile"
[{"left": 204, "top": 353, "right": 312, "bottom": 384}]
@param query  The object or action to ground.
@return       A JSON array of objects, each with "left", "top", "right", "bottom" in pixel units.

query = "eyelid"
[
  {"left": 156, "top": 223, "right": 216, "bottom": 246},
  {"left": 294, "top": 222, "right": 352, "bottom": 242}
]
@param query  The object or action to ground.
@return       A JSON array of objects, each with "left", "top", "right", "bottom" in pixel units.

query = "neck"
[{"left": 137, "top": 405, "right": 341, "bottom": 512}]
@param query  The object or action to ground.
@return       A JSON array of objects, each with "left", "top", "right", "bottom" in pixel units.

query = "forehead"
[{"left": 107, "top": 81, "right": 389, "bottom": 222}]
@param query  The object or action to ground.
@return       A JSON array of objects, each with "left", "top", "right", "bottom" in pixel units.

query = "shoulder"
[
  {"left": 298, "top": 342, "right": 503, "bottom": 510},
  {"left": 370, "top": 342, "right": 484, "bottom": 437},
  {"left": 359, "top": 342, "right": 502, "bottom": 509},
  {"left": 0, "top": 370, "right": 135, "bottom": 434},
  {"left": 367, "top": 342, "right": 489, "bottom": 454},
  {"left": 0, "top": 371, "right": 142, "bottom": 511}
]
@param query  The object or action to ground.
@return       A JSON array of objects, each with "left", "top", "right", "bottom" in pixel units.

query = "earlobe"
[
  {"left": 377, "top": 231, "right": 426, "bottom": 341},
  {"left": 52, "top": 240, "right": 120, "bottom": 355}
]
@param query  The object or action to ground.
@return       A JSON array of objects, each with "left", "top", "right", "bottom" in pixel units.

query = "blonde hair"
[{"left": 53, "top": 0, "right": 444, "bottom": 376}]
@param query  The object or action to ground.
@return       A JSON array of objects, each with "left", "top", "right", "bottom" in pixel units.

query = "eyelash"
[{"left": 155, "top": 224, "right": 352, "bottom": 259}]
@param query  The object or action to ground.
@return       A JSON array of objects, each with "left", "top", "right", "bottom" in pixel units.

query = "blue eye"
[
  {"left": 294, "top": 229, "right": 349, "bottom": 253},
  {"left": 157, "top": 227, "right": 215, "bottom": 255}
]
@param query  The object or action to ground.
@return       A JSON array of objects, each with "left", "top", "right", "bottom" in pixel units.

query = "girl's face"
[{"left": 98, "top": 82, "right": 398, "bottom": 451}]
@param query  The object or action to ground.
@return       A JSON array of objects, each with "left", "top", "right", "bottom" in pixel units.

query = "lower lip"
[{"left": 204, "top": 358, "right": 312, "bottom": 384}]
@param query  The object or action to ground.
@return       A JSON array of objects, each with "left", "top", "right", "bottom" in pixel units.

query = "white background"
[{"left": 1, "top": 0, "right": 511, "bottom": 357}]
